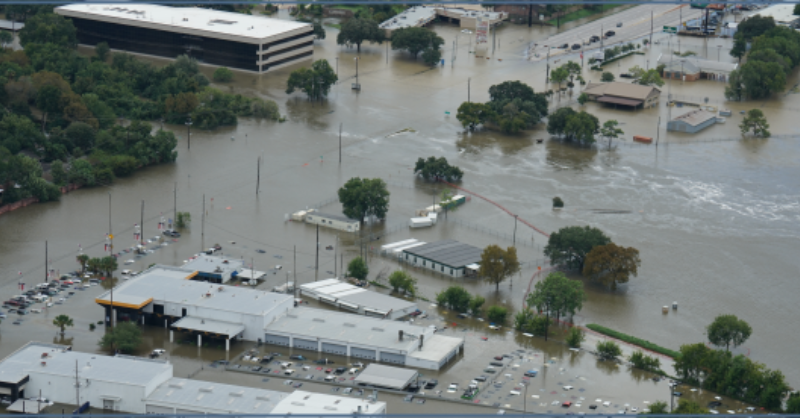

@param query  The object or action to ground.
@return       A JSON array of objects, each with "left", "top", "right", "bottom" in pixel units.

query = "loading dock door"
[
  {"left": 293, "top": 338, "right": 318, "bottom": 351},
  {"left": 380, "top": 352, "right": 406, "bottom": 365},
  {"left": 264, "top": 334, "right": 290, "bottom": 346},
  {"left": 350, "top": 347, "right": 376, "bottom": 360},
  {"left": 321, "top": 342, "right": 347, "bottom": 355},
  {"left": 145, "top": 405, "right": 173, "bottom": 414}
]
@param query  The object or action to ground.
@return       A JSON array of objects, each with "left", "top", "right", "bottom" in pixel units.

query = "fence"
[
  {"left": 450, "top": 218, "right": 542, "bottom": 249},
  {"left": 306, "top": 195, "right": 339, "bottom": 211}
]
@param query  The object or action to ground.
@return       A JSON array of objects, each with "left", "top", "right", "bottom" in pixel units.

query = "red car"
[
  {"left": 562, "top": 402, "right": 572, "bottom": 408},
  {"left": 493, "top": 356, "right": 504, "bottom": 361}
]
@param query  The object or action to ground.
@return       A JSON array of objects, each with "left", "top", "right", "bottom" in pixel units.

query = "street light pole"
[{"left": 185, "top": 117, "right": 192, "bottom": 149}]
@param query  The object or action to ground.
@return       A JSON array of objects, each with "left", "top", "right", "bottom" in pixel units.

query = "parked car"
[
  {"left": 334, "top": 367, "right": 347, "bottom": 375},
  {"left": 283, "top": 369, "right": 295, "bottom": 376},
  {"left": 616, "top": 22, "right": 623, "bottom": 27},
  {"left": 289, "top": 355, "right": 306, "bottom": 361},
  {"left": 163, "top": 229, "right": 181, "bottom": 237},
  {"left": 251, "top": 366, "right": 262, "bottom": 372},
  {"left": 524, "top": 370, "right": 538, "bottom": 377},
  {"left": 17, "top": 309, "right": 29, "bottom": 315},
  {"left": 558, "top": 43, "right": 569, "bottom": 49},
  {"left": 590, "top": 35, "right": 600, "bottom": 42},
  {"left": 605, "top": 30, "right": 616, "bottom": 37},
  {"left": 490, "top": 362, "right": 504, "bottom": 367},
  {"left": 475, "top": 375, "right": 488, "bottom": 382},
  {"left": 571, "top": 44, "right": 581, "bottom": 50},
  {"left": 425, "top": 379, "right": 438, "bottom": 389},
  {"left": 493, "top": 355, "right": 504, "bottom": 361}
]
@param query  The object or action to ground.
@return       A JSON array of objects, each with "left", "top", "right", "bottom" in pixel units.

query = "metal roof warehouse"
[
  {"left": 354, "top": 364, "right": 419, "bottom": 390},
  {"left": 402, "top": 239, "right": 483, "bottom": 278},
  {"left": 300, "top": 278, "right": 418, "bottom": 319}
]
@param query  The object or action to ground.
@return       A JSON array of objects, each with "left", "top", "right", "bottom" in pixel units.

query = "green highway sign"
[{"left": 663, "top": 26, "right": 677, "bottom": 34}]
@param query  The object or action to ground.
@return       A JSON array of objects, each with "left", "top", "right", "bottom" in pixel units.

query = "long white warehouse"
[{"left": 300, "top": 278, "right": 418, "bottom": 319}]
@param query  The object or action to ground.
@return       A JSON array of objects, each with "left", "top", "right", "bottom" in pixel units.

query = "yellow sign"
[{"left": 108, "top": 234, "right": 114, "bottom": 240}]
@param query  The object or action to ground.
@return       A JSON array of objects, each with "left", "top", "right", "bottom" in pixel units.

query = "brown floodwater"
[{"left": 1, "top": 6, "right": 798, "bottom": 413}]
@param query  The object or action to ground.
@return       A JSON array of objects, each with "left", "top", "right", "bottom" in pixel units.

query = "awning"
[
  {"left": 95, "top": 295, "right": 153, "bottom": 310},
  {"left": 236, "top": 270, "right": 267, "bottom": 280},
  {"left": 597, "top": 96, "right": 643, "bottom": 106},
  {"left": 98, "top": 395, "right": 122, "bottom": 401},
  {"left": 466, "top": 263, "right": 480, "bottom": 271},
  {"left": 7, "top": 400, "right": 49, "bottom": 414},
  {"left": 171, "top": 316, "right": 244, "bottom": 337}
]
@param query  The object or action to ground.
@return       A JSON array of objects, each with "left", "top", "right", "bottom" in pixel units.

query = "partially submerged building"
[
  {"left": 658, "top": 55, "right": 738, "bottom": 82},
  {"left": 265, "top": 308, "right": 463, "bottom": 370},
  {"left": 55, "top": 4, "right": 313, "bottom": 73},
  {"left": 182, "top": 255, "right": 243, "bottom": 283},
  {"left": 0, "top": 342, "right": 387, "bottom": 414},
  {"left": 582, "top": 82, "right": 661, "bottom": 109},
  {"left": 402, "top": 239, "right": 483, "bottom": 278},
  {"left": 297, "top": 209, "right": 361, "bottom": 232},
  {"left": 378, "top": 6, "right": 506, "bottom": 36},
  {"left": 667, "top": 109, "right": 719, "bottom": 133},
  {"left": 299, "top": 278, "right": 418, "bottom": 319}
]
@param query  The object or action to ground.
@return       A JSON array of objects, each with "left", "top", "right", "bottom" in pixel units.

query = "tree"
[
  {"left": 68, "top": 159, "right": 95, "bottom": 186},
  {"left": 550, "top": 66, "right": 569, "bottom": 90},
  {"left": 337, "top": 177, "right": 390, "bottom": 223},
  {"left": 456, "top": 102, "right": 493, "bottom": 130},
  {"left": 421, "top": 47, "right": 442, "bottom": 67},
  {"left": 577, "top": 92, "right": 588, "bottom": 105},
  {"left": 647, "top": 401, "right": 669, "bottom": 414},
  {"left": 439, "top": 188, "right": 458, "bottom": 219},
  {"left": 388, "top": 270, "right": 416, "bottom": 295},
  {"left": 565, "top": 326, "right": 585, "bottom": 348},
  {"left": 601, "top": 71, "right": 615, "bottom": 82},
  {"left": 544, "top": 225, "right": 611, "bottom": 270},
  {"left": 173, "top": 54, "right": 199, "bottom": 75},
  {"left": 706, "top": 314, "right": 752, "bottom": 351},
  {"left": 0, "top": 31, "right": 13, "bottom": 47},
  {"left": 478, "top": 245, "right": 520, "bottom": 291},
  {"left": 599, "top": 120, "right": 624, "bottom": 149},
  {"left": 391, "top": 27, "right": 444, "bottom": 60},
  {"left": 50, "top": 159, "right": 66, "bottom": 186},
  {"left": 95, "top": 41, "right": 110, "bottom": 62},
  {"left": 468, "top": 295, "right": 485, "bottom": 315},
  {"left": 552, "top": 197, "right": 564, "bottom": 208},
  {"left": 636, "top": 69, "right": 665, "bottom": 87},
  {"left": 100, "top": 256, "right": 117, "bottom": 277},
  {"left": 582, "top": 243, "right": 641, "bottom": 290},
  {"left": 413, "top": 156, "right": 463, "bottom": 181},
  {"left": 487, "top": 306, "right": 509, "bottom": 324},
  {"left": 213, "top": 67, "right": 234, "bottom": 82},
  {"left": 563, "top": 111, "right": 600, "bottom": 143},
  {"left": 65, "top": 122, "right": 96, "bottom": 151},
  {"left": 347, "top": 256, "right": 369, "bottom": 281},
  {"left": 435, "top": 286, "right": 472, "bottom": 312},
  {"left": 738, "top": 60, "right": 786, "bottom": 99},
  {"left": 739, "top": 109, "right": 770, "bottom": 137},
  {"left": 35, "top": 84, "right": 63, "bottom": 131},
  {"left": 312, "top": 22, "right": 326, "bottom": 40},
  {"left": 53, "top": 314, "right": 74, "bottom": 336},
  {"left": 98, "top": 321, "right": 142, "bottom": 354},
  {"left": 514, "top": 308, "right": 551, "bottom": 335},
  {"left": 336, "top": 17, "right": 384, "bottom": 52},
  {"left": 175, "top": 211, "right": 191, "bottom": 228},
  {"left": 286, "top": 59, "right": 338, "bottom": 101},
  {"left": 787, "top": 393, "right": 800, "bottom": 414},
  {"left": 596, "top": 340, "right": 622, "bottom": 360},
  {"left": 673, "top": 400, "right": 708, "bottom": 414},
  {"left": 629, "top": 350, "right": 661, "bottom": 372},
  {"left": 546, "top": 107, "right": 576, "bottom": 137},
  {"left": 19, "top": 13, "right": 77, "bottom": 48},
  {"left": 526, "top": 272, "right": 586, "bottom": 340},
  {"left": 76, "top": 254, "right": 89, "bottom": 273}
]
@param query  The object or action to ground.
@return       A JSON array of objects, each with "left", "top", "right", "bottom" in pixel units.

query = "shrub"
[
  {"left": 552, "top": 196, "right": 564, "bottom": 208},
  {"left": 565, "top": 327, "right": 585, "bottom": 348},
  {"left": 213, "top": 67, "right": 234, "bottom": 82},
  {"left": 629, "top": 350, "right": 661, "bottom": 372},
  {"left": 487, "top": 306, "right": 509, "bottom": 324},
  {"left": 514, "top": 308, "right": 552, "bottom": 335},
  {"left": 596, "top": 340, "right": 622, "bottom": 359},
  {"left": 586, "top": 324, "right": 681, "bottom": 358}
]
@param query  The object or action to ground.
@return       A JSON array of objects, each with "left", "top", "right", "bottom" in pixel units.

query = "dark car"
[
  {"left": 251, "top": 366, "right": 262, "bottom": 372},
  {"left": 474, "top": 375, "right": 488, "bottom": 382},
  {"left": 490, "top": 362, "right": 504, "bottom": 367},
  {"left": 590, "top": 35, "right": 600, "bottom": 42},
  {"left": 673, "top": 391, "right": 683, "bottom": 397},
  {"left": 261, "top": 368, "right": 272, "bottom": 374},
  {"left": 405, "top": 383, "right": 420, "bottom": 393},
  {"left": 289, "top": 355, "right": 306, "bottom": 361},
  {"left": 163, "top": 229, "right": 181, "bottom": 237},
  {"left": 605, "top": 30, "right": 616, "bottom": 37},
  {"left": 260, "top": 356, "right": 273, "bottom": 364},
  {"left": 571, "top": 44, "right": 581, "bottom": 50},
  {"left": 17, "top": 309, "right": 29, "bottom": 315},
  {"left": 424, "top": 379, "right": 438, "bottom": 389},
  {"left": 558, "top": 43, "right": 569, "bottom": 49},
  {"left": 334, "top": 367, "right": 347, "bottom": 375}
]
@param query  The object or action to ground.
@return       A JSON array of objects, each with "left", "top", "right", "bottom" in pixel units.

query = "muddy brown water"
[{"left": 0, "top": 7, "right": 798, "bottom": 413}]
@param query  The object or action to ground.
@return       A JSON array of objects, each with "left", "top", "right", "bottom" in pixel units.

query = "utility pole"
[
  {"left": 338, "top": 123, "right": 342, "bottom": 164},
  {"left": 201, "top": 194, "right": 205, "bottom": 238},
  {"left": 315, "top": 224, "right": 319, "bottom": 282},
  {"left": 527, "top": 3, "right": 533, "bottom": 27},
  {"left": 185, "top": 117, "right": 192, "bottom": 150},
  {"left": 513, "top": 215, "right": 518, "bottom": 246},
  {"left": 173, "top": 182, "right": 177, "bottom": 229},
  {"left": 256, "top": 156, "right": 260, "bottom": 195},
  {"left": 650, "top": 11, "right": 654, "bottom": 47},
  {"left": 293, "top": 245, "right": 296, "bottom": 294},
  {"left": 45, "top": 241, "right": 48, "bottom": 283},
  {"left": 334, "top": 235, "right": 339, "bottom": 277},
  {"left": 75, "top": 360, "right": 80, "bottom": 407},
  {"left": 546, "top": 48, "right": 551, "bottom": 82},
  {"left": 656, "top": 116, "right": 661, "bottom": 147},
  {"left": 600, "top": 24, "right": 604, "bottom": 49},
  {"left": 335, "top": 56, "right": 338, "bottom": 80},
  {"left": 140, "top": 200, "right": 144, "bottom": 245},
  {"left": 467, "top": 77, "right": 471, "bottom": 103}
]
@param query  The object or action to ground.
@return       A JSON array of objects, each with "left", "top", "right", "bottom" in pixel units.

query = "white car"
[
  {"left": 121, "top": 269, "right": 132, "bottom": 275},
  {"left": 447, "top": 383, "right": 458, "bottom": 393},
  {"left": 283, "top": 369, "right": 295, "bottom": 376},
  {"left": 325, "top": 375, "right": 335, "bottom": 382},
  {"left": 30, "top": 309, "right": 42, "bottom": 314}
]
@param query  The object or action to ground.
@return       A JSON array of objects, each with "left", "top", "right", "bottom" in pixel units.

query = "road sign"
[
  {"left": 663, "top": 26, "right": 677, "bottom": 34},
  {"left": 108, "top": 234, "right": 114, "bottom": 240}
]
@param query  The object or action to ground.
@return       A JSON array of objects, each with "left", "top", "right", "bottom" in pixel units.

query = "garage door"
[
  {"left": 350, "top": 347, "right": 376, "bottom": 360},
  {"left": 380, "top": 352, "right": 406, "bottom": 365},
  {"left": 321, "top": 342, "right": 347, "bottom": 355},
  {"left": 145, "top": 405, "right": 173, "bottom": 414},
  {"left": 176, "top": 408, "right": 204, "bottom": 415},
  {"left": 294, "top": 338, "right": 317, "bottom": 351},
  {"left": 264, "top": 334, "right": 290, "bottom": 346}
]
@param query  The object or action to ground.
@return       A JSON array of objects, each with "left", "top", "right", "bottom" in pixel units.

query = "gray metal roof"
[
  {"left": 670, "top": 109, "right": 717, "bottom": 126},
  {"left": 0, "top": 342, "right": 171, "bottom": 386},
  {"left": 0, "top": 20, "right": 24, "bottom": 31},
  {"left": 353, "top": 364, "right": 418, "bottom": 389},
  {"left": 182, "top": 256, "right": 242, "bottom": 276},
  {"left": 402, "top": 239, "right": 483, "bottom": 268},
  {"left": 300, "top": 279, "right": 417, "bottom": 314},
  {"left": 146, "top": 378, "right": 288, "bottom": 414},
  {"left": 265, "top": 308, "right": 432, "bottom": 353},
  {"left": 307, "top": 212, "right": 359, "bottom": 224},
  {"left": 172, "top": 317, "right": 245, "bottom": 337},
  {"left": 96, "top": 266, "right": 293, "bottom": 315}
]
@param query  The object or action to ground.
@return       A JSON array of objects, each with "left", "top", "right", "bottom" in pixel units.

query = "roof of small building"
[
  {"left": 307, "top": 212, "right": 359, "bottom": 223},
  {"left": 0, "top": 342, "right": 171, "bottom": 386},
  {"left": 751, "top": 4, "right": 799, "bottom": 25},
  {"left": 182, "top": 255, "right": 242, "bottom": 276},
  {"left": 96, "top": 266, "right": 292, "bottom": 315},
  {"left": 670, "top": 109, "right": 717, "bottom": 126},
  {"left": 407, "top": 334, "right": 464, "bottom": 362},
  {"left": 583, "top": 82, "right": 661, "bottom": 100},
  {"left": 300, "top": 279, "right": 417, "bottom": 314},
  {"left": 659, "top": 55, "right": 738, "bottom": 74},
  {"left": 55, "top": 4, "right": 311, "bottom": 42},
  {"left": 265, "top": 308, "right": 431, "bottom": 353},
  {"left": 270, "top": 390, "right": 385, "bottom": 415},
  {"left": 145, "top": 377, "right": 289, "bottom": 414},
  {"left": 353, "top": 364, "right": 418, "bottom": 390},
  {"left": 401, "top": 239, "right": 483, "bottom": 268}
]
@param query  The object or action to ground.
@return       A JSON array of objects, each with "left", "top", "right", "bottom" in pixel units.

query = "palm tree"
[
  {"left": 77, "top": 254, "right": 89, "bottom": 273},
  {"left": 53, "top": 314, "right": 74, "bottom": 336},
  {"left": 100, "top": 256, "right": 118, "bottom": 277}
]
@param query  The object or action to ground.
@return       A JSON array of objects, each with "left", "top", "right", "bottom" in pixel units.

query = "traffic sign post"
[{"left": 663, "top": 26, "right": 677, "bottom": 34}]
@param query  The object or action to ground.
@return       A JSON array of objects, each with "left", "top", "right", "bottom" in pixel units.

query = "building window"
[
  {"left": 441, "top": 266, "right": 445, "bottom": 272},
  {"left": 414, "top": 257, "right": 417, "bottom": 263},
  {"left": 405, "top": 254, "right": 408, "bottom": 260},
  {"left": 423, "top": 260, "right": 426, "bottom": 266},
  {"left": 450, "top": 269, "right": 454, "bottom": 275},
  {"left": 432, "top": 263, "right": 435, "bottom": 269}
]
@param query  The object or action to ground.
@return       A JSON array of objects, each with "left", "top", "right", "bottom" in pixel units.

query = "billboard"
[{"left": 476, "top": 16, "right": 489, "bottom": 44}]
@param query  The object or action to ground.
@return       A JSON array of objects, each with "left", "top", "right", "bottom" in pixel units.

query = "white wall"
[{"left": 164, "top": 296, "right": 294, "bottom": 341}]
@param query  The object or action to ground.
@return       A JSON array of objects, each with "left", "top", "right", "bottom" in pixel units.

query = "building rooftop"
[
  {"left": 96, "top": 266, "right": 293, "bottom": 315},
  {"left": 751, "top": 4, "right": 799, "bottom": 26},
  {"left": 379, "top": 6, "right": 438, "bottom": 30},
  {"left": 402, "top": 239, "right": 483, "bottom": 269},
  {"left": 145, "top": 377, "right": 289, "bottom": 414},
  {"left": 269, "top": 390, "right": 385, "bottom": 415},
  {"left": 407, "top": 334, "right": 464, "bottom": 363},
  {"left": 300, "top": 278, "right": 417, "bottom": 315},
  {"left": 55, "top": 4, "right": 311, "bottom": 42},
  {"left": 307, "top": 211, "right": 359, "bottom": 223},
  {"left": 182, "top": 256, "right": 242, "bottom": 277},
  {"left": 659, "top": 55, "right": 738, "bottom": 74},
  {"left": 0, "top": 342, "right": 171, "bottom": 386},
  {"left": 265, "top": 308, "right": 432, "bottom": 353},
  {"left": 172, "top": 316, "right": 245, "bottom": 337},
  {"left": 353, "top": 364, "right": 418, "bottom": 390},
  {"left": 670, "top": 109, "right": 717, "bottom": 126},
  {"left": 583, "top": 82, "right": 661, "bottom": 100}
]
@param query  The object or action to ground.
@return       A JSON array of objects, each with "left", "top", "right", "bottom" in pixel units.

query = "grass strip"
[{"left": 586, "top": 323, "right": 681, "bottom": 359}]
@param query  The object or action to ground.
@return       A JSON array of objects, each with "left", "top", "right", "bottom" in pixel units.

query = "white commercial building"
[
  {"left": 402, "top": 239, "right": 483, "bottom": 278},
  {"left": 300, "top": 278, "right": 418, "bottom": 319},
  {"left": 55, "top": 4, "right": 314, "bottom": 73},
  {"left": 182, "top": 255, "right": 244, "bottom": 284},
  {"left": 304, "top": 211, "right": 361, "bottom": 232},
  {"left": 95, "top": 266, "right": 294, "bottom": 343},
  {"left": 264, "top": 308, "right": 463, "bottom": 370}
]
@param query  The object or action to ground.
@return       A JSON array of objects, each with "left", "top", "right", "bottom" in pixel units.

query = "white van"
[
  {"left": 32, "top": 295, "right": 48, "bottom": 303},
  {"left": 348, "top": 368, "right": 360, "bottom": 375},
  {"left": 280, "top": 362, "right": 293, "bottom": 369},
  {"left": 283, "top": 369, "right": 295, "bottom": 376}
]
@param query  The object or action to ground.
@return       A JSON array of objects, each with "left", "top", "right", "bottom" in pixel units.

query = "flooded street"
[{"left": 1, "top": 6, "right": 799, "bottom": 409}]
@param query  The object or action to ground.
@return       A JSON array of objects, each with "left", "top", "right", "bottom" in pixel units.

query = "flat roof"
[
  {"left": 583, "top": 82, "right": 661, "bottom": 101},
  {"left": 402, "top": 239, "right": 483, "bottom": 268},
  {"left": 96, "top": 266, "right": 293, "bottom": 316},
  {"left": 0, "top": 342, "right": 171, "bottom": 386},
  {"left": 353, "top": 364, "right": 418, "bottom": 390},
  {"left": 380, "top": 5, "right": 437, "bottom": 30},
  {"left": 751, "top": 4, "right": 798, "bottom": 25},
  {"left": 300, "top": 279, "right": 417, "bottom": 314},
  {"left": 7, "top": 399, "right": 47, "bottom": 414},
  {"left": 407, "top": 334, "right": 464, "bottom": 362},
  {"left": 172, "top": 316, "right": 245, "bottom": 337},
  {"left": 659, "top": 55, "right": 738, "bottom": 74},
  {"left": 237, "top": 270, "right": 267, "bottom": 280},
  {"left": 265, "top": 308, "right": 431, "bottom": 353},
  {"left": 307, "top": 211, "right": 359, "bottom": 224},
  {"left": 145, "top": 377, "right": 288, "bottom": 414},
  {"left": 182, "top": 256, "right": 242, "bottom": 276},
  {"left": 597, "top": 96, "right": 643, "bottom": 107},
  {"left": 270, "top": 390, "right": 385, "bottom": 415},
  {"left": 671, "top": 109, "right": 717, "bottom": 126},
  {"left": 55, "top": 4, "right": 311, "bottom": 42}
]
